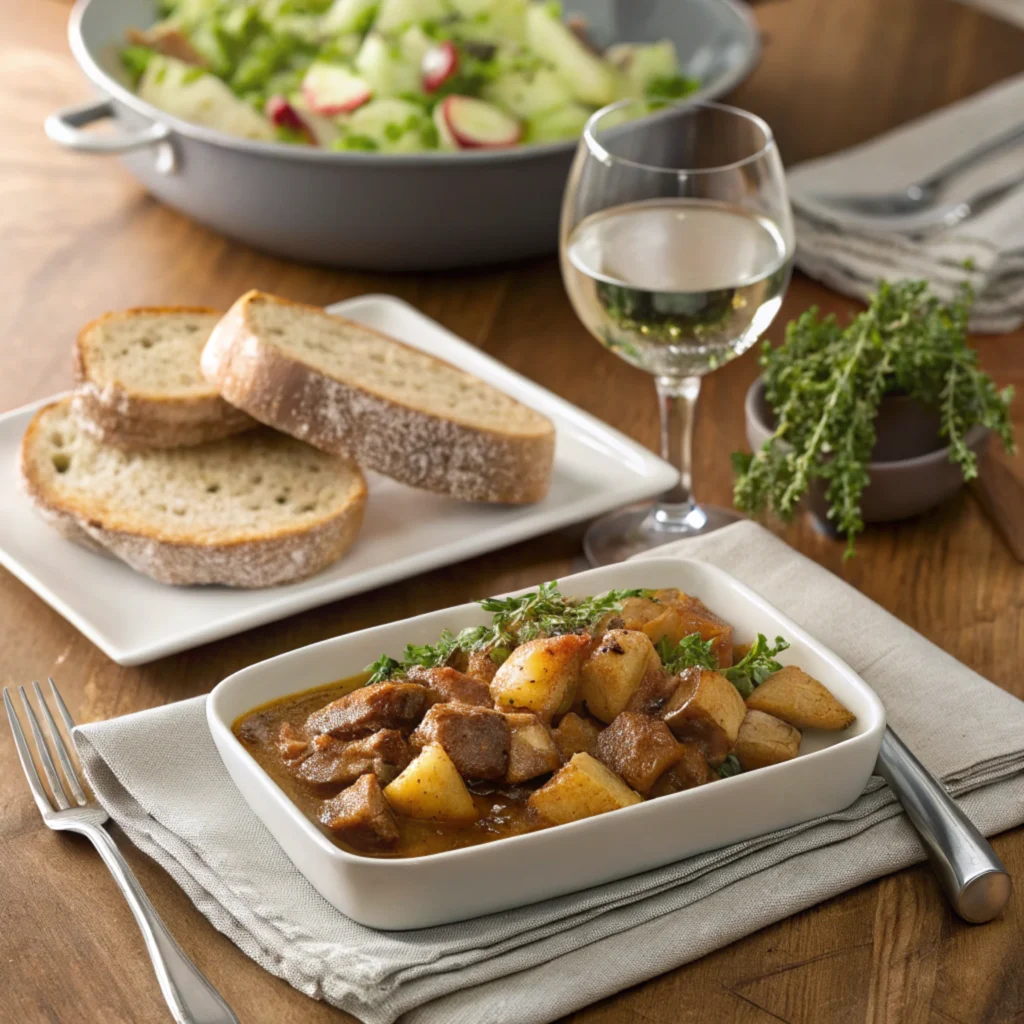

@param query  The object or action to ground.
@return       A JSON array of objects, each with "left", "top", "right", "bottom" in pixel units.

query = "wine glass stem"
[{"left": 653, "top": 374, "right": 701, "bottom": 526}]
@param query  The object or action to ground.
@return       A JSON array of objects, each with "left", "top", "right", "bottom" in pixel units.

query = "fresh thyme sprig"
[
  {"left": 733, "top": 279, "right": 1016, "bottom": 557},
  {"left": 366, "top": 584, "right": 653, "bottom": 684}
]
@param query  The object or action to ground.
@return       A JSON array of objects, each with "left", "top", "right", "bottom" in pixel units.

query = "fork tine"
[
  {"left": 49, "top": 677, "right": 77, "bottom": 736},
  {"left": 34, "top": 680, "right": 87, "bottom": 805},
  {"left": 4, "top": 688, "right": 54, "bottom": 818},
  {"left": 18, "top": 685, "right": 70, "bottom": 810}
]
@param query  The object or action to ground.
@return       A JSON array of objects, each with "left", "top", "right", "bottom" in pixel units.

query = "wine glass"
[{"left": 560, "top": 99, "right": 794, "bottom": 566}]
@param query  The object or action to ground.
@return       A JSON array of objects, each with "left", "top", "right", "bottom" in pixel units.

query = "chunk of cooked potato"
[
  {"left": 490, "top": 633, "right": 590, "bottom": 721},
  {"left": 579, "top": 629, "right": 658, "bottom": 723},
  {"left": 551, "top": 711, "right": 601, "bottom": 759},
  {"left": 662, "top": 668, "right": 746, "bottom": 766},
  {"left": 746, "top": 666, "right": 855, "bottom": 731},
  {"left": 382, "top": 742, "right": 477, "bottom": 822},
  {"left": 640, "top": 597, "right": 734, "bottom": 668},
  {"left": 528, "top": 752, "right": 642, "bottom": 825},
  {"left": 505, "top": 712, "right": 562, "bottom": 784},
  {"left": 733, "top": 710, "right": 802, "bottom": 770}
]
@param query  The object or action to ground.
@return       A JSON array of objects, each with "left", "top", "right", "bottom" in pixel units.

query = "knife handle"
[{"left": 876, "top": 727, "right": 1012, "bottom": 923}]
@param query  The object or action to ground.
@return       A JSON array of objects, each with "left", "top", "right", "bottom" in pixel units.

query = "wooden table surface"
[{"left": 2, "top": 0, "right": 1023, "bottom": 1021}]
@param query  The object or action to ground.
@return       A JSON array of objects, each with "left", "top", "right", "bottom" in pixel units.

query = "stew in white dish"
[{"left": 233, "top": 585, "right": 856, "bottom": 858}]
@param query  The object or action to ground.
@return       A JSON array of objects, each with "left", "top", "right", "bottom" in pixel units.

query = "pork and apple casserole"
[{"left": 233, "top": 584, "right": 856, "bottom": 858}]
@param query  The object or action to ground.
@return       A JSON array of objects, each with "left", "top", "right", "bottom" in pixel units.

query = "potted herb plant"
[{"left": 734, "top": 279, "right": 1016, "bottom": 555}]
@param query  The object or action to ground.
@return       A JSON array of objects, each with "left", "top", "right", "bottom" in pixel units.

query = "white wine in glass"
[{"left": 560, "top": 100, "right": 795, "bottom": 565}]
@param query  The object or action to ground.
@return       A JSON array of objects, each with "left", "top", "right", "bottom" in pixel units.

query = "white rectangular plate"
[
  {"left": 0, "top": 295, "right": 676, "bottom": 665},
  {"left": 208, "top": 557, "right": 886, "bottom": 930}
]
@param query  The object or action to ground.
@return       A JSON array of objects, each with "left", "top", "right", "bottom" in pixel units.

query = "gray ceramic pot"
[
  {"left": 46, "top": 0, "right": 759, "bottom": 271},
  {"left": 744, "top": 378, "right": 989, "bottom": 526}
]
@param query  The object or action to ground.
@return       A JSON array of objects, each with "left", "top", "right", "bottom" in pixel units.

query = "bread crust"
[
  {"left": 202, "top": 292, "right": 556, "bottom": 504},
  {"left": 19, "top": 401, "right": 367, "bottom": 588},
  {"left": 74, "top": 306, "right": 255, "bottom": 450}
]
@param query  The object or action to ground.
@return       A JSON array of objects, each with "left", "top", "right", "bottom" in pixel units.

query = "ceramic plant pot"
[{"left": 744, "top": 378, "right": 989, "bottom": 527}]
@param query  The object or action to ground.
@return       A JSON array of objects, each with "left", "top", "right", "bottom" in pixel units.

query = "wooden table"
[{"left": 2, "top": 0, "right": 1023, "bottom": 1021}]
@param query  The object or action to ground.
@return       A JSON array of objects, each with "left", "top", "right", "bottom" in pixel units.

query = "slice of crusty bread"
[
  {"left": 201, "top": 291, "right": 556, "bottom": 504},
  {"left": 20, "top": 398, "right": 366, "bottom": 588},
  {"left": 73, "top": 306, "right": 255, "bottom": 449}
]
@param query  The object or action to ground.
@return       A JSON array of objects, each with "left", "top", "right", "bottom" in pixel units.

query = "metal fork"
[
  {"left": 810, "top": 120, "right": 1024, "bottom": 219},
  {"left": 4, "top": 679, "right": 239, "bottom": 1024}
]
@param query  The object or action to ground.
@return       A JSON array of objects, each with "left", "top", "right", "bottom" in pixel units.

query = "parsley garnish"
[
  {"left": 718, "top": 754, "right": 743, "bottom": 778},
  {"left": 656, "top": 631, "right": 789, "bottom": 698},
  {"left": 733, "top": 278, "right": 1016, "bottom": 557}
]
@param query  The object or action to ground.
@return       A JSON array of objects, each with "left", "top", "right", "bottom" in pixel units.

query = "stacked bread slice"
[{"left": 19, "top": 294, "right": 555, "bottom": 588}]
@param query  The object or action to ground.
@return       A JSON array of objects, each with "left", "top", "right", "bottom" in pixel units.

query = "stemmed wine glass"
[{"left": 560, "top": 100, "right": 794, "bottom": 566}]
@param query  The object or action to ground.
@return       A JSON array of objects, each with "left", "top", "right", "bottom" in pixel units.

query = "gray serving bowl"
[
  {"left": 745, "top": 378, "right": 988, "bottom": 527},
  {"left": 46, "top": 0, "right": 759, "bottom": 271}
]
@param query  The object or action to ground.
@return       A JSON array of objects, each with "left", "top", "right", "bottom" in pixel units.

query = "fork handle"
[{"left": 79, "top": 822, "right": 239, "bottom": 1023}]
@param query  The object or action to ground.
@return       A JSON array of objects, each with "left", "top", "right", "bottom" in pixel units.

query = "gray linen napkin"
[
  {"left": 787, "top": 74, "right": 1024, "bottom": 333},
  {"left": 74, "top": 521, "right": 1024, "bottom": 1024}
]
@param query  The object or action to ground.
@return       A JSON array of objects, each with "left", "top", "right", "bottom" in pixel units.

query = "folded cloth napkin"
[
  {"left": 787, "top": 74, "right": 1024, "bottom": 333},
  {"left": 74, "top": 522, "right": 1024, "bottom": 1024}
]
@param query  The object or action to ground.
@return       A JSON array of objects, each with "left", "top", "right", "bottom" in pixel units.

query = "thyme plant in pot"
[{"left": 734, "top": 279, "right": 1016, "bottom": 555}]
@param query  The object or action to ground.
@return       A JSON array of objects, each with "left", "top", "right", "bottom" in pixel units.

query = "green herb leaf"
[
  {"left": 723, "top": 634, "right": 789, "bottom": 697},
  {"left": 732, "top": 278, "right": 1015, "bottom": 556},
  {"left": 120, "top": 45, "right": 156, "bottom": 86},
  {"left": 645, "top": 74, "right": 700, "bottom": 101},
  {"left": 655, "top": 633, "right": 718, "bottom": 675},
  {"left": 717, "top": 753, "right": 743, "bottom": 778},
  {"left": 365, "top": 654, "right": 402, "bottom": 684}
]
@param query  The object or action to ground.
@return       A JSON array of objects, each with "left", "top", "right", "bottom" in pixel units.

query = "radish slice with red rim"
[
  {"left": 442, "top": 95, "right": 522, "bottom": 149},
  {"left": 302, "top": 64, "right": 372, "bottom": 115},
  {"left": 422, "top": 41, "right": 459, "bottom": 93}
]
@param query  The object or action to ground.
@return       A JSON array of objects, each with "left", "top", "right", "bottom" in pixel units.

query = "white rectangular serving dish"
[
  {"left": 208, "top": 557, "right": 886, "bottom": 930},
  {"left": 0, "top": 294, "right": 676, "bottom": 665}
]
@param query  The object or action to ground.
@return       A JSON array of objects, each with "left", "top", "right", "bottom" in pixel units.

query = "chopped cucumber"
[
  {"left": 374, "top": 0, "right": 447, "bottom": 35},
  {"left": 526, "top": 101, "right": 590, "bottom": 142},
  {"left": 139, "top": 56, "right": 275, "bottom": 140},
  {"left": 607, "top": 40, "right": 678, "bottom": 97},
  {"left": 355, "top": 31, "right": 420, "bottom": 95},
  {"left": 482, "top": 66, "right": 571, "bottom": 119},
  {"left": 525, "top": 4, "right": 616, "bottom": 106},
  {"left": 344, "top": 96, "right": 426, "bottom": 150},
  {"left": 447, "top": 0, "right": 528, "bottom": 44},
  {"left": 321, "top": 0, "right": 379, "bottom": 34}
]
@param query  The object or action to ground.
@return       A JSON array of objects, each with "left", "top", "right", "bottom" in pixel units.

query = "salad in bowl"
[{"left": 121, "top": 0, "right": 698, "bottom": 152}]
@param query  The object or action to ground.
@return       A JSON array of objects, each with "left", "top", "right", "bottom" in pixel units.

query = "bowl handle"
[{"left": 45, "top": 98, "right": 174, "bottom": 169}]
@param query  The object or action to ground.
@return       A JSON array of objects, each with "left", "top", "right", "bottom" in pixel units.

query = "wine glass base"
[{"left": 583, "top": 502, "right": 745, "bottom": 567}]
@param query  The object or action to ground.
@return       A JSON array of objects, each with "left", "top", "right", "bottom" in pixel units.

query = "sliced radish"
[
  {"left": 442, "top": 95, "right": 521, "bottom": 149},
  {"left": 302, "top": 63, "right": 372, "bottom": 115},
  {"left": 421, "top": 41, "right": 459, "bottom": 92},
  {"left": 264, "top": 95, "right": 317, "bottom": 145}
]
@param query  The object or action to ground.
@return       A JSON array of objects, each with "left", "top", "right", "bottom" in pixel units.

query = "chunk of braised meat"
[
  {"left": 319, "top": 774, "right": 399, "bottom": 852},
  {"left": 277, "top": 722, "right": 310, "bottom": 761},
  {"left": 551, "top": 711, "right": 601, "bottom": 760},
  {"left": 595, "top": 712, "right": 683, "bottom": 795},
  {"left": 504, "top": 712, "right": 562, "bottom": 784},
  {"left": 297, "top": 729, "right": 411, "bottom": 788},
  {"left": 406, "top": 665, "right": 492, "bottom": 707},
  {"left": 625, "top": 663, "right": 684, "bottom": 717},
  {"left": 235, "top": 710, "right": 276, "bottom": 746},
  {"left": 466, "top": 649, "right": 500, "bottom": 684},
  {"left": 304, "top": 682, "right": 428, "bottom": 739},
  {"left": 410, "top": 703, "right": 511, "bottom": 780},
  {"left": 647, "top": 743, "right": 711, "bottom": 797}
]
